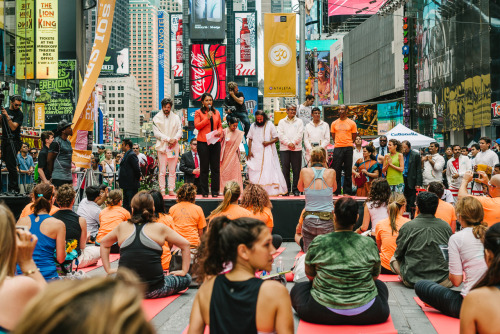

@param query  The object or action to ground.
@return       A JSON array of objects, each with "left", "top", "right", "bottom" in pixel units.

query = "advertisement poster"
[
  {"left": 291, "top": 0, "right": 320, "bottom": 40},
  {"left": 235, "top": 12, "right": 257, "bottom": 77},
  {"left": 169, "top": 13, "right": 183, "bottom": 78},
  {"left": 36, "top": 60, "right": 76, "bottom": 124},
  {"left": 330, "top": 40, "right": 343, "bottom": 105},
  {"left": 34, "top": 103, "right": 45, "bottom": 128},
  {"left": 15, "top": 0, "right": 34, "bottom": 79},
  {"left": 328, "top": 0, "right": 384, "bottom": 16},
  {"left": 190, "top": 44, "right": 226, "bottom": 102},
  {"left": 238, "top": 86, "right": 258, "bottom": 115},
  {"left": 189, "top": 0, "right": 226, "bottom": 40},
  {"left": 158, "top": 11, "right": 166, "bottom": 109},
  {"left": 324, "top": 104, "right": 378, "bottom": 136},
  {"left": 36, "top": 0, "right": 58, "bottom": 79},
  {"left": 297, "top": 50, "right": 330, "bottom": 105},
  {"left": 264, "top": 13, "right": 296, "bottom": 97},
  {"left": 101, "top": 48, "right": 129, "bottom": 76},
  {"left": 377, "top": 101, "right": 403, "bottom": 135}
]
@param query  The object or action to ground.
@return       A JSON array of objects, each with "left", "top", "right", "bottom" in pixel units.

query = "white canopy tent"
[{"left": 372, "top": 124, "right": 435, "bottom": 148}]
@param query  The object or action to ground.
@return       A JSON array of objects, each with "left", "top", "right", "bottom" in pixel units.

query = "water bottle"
[{"left": 276, "top": 256, "right": 283, "bottom": 274}]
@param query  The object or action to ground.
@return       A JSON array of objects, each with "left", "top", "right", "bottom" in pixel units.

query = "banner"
[
  {"left": 328, "top": 0, "right": 384, "bottom": 16},
  {"left": 36, "top": 59, "right": 76, "bottom": 124},
  {"left": 378, "top": 102, "right": 403, "bottom": 135},
  {"left": 330, "top": 40, "right": 343, "bottom": 105},
  {"left": 101, "top": 48, "right": 129, "bottom": 76},
  {"left": 264, "top": 13, "right": 296, "bottom": 97},
  {"left": 235, "top": 12, "right": 257, "bottom": 77},
  {"left": 324, "top": 104, "right": 378, "bottom": 136},
  {"left": 190, "top": 44, "right": 226, "bottom": 102},
  {"left": 36, "top": 0, "right": 58, "bottom": 79},
  {"left": 170, "top": 13, "right": 183, "bottom": 78},
  {"left": 16, "top": 0, "right": 35, "bottom": 79},
  {"left": 34, "top": 103, "right": 45, "bottom": 128},
  {"left": 158, "top": 11, "right": 166, "bottom": 108},
  {"left": 189, "top": 0, "right": 225, "bottom": 40},
  {"left": 71, "top": 0, "right": 116, "bottom": 169}
]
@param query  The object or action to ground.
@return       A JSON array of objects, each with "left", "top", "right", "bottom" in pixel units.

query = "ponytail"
[
  {"left": 472, "top": 223, "right": 488, "bottom": 241},
  {"left": 387, "top": 193, "right": 406, "bottom": 235},
  {"left": 106, "top": 190, "right": 122, "bottom": 207},
  {"left": 32, "top": 183, "right": 54, "bottom": 216},
  {"left": 208, "top": 181, "right": 240, "bottom": 219}
]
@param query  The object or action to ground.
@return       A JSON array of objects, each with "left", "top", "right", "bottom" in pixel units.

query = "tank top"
[
  {"left": 366, "top": 201, "right": 389, "bottom": 232},
  {"left": 210, "top": 275, "right": 264, "bottom": 334},
  {"left": 304, "top": 168, "right": 334, "bottom": 213},
  {"left": 386, "top": 153, "right": 404, "bottom": 185},
  {"left": 25, "top": 214, "right": 58, "bottom": 280},
  {"left": 52, "top": 209, "right": 82, "bottom": 254},
  {"left": 119, "top": 223, "right": 164, "bottom": 292}
]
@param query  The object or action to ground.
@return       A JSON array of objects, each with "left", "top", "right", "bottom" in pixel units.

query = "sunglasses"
[
  {"left": 318, "top": 68, "right": 326, "bottom": 71},
  {"left": 14, "top": 103, "right": 21, "bottom": 107}
]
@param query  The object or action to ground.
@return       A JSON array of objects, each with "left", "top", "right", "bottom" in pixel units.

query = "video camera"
[
  {"left": 222, "top": 104, "right": 236, "bottom": 114},
  {"left": 0, "top": 82, "right": 10, "bottom": 107}
]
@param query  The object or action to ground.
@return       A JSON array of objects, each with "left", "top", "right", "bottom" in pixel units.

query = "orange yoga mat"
[
  {"left": 142, "top": 289, "right": 187, "bottom": 320},
  {"left": 414, "top": 297, "right": 460, "bottom": 334},
  {"left": 378, "top": 274, "right": 401, "bottom": 282},
  {"left": 297, "top": 316, "right": 398, "bottom": 334},
  {"left": 80, "top": 253, "right": 121, "bottom": 273}
]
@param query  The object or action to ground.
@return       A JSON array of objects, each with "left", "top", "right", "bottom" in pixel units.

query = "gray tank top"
[
  {"left": 304, "top": 168, "right": 334, "bottom": 212},
  {"left": 51, "top": 136, "right": 73, "bottom": 181}
]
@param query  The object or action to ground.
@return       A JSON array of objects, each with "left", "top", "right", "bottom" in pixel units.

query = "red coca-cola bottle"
[
  {"left": 176, "top": 19, "right": 183, "bottom": 64},
  {"left": 240, "top": 18, "right": 251, "bottom": 62}
]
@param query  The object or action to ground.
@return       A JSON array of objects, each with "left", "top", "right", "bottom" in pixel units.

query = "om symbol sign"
[{"left": 268, "top": 43, "right": 292, "bottom": 67}]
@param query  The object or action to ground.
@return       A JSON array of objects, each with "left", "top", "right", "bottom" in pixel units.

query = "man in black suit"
[
  {"left": 119, "top": 139, "right": 141, "bottom": 212},
  {"left": 402, "top": 140, "right": 422, "bottom": 217},
  {"left": 377, "top": 135, "right": 389, "bottom": 157},
  {"left": 179, "top": 138, "right": 201, "bottom": 193}
]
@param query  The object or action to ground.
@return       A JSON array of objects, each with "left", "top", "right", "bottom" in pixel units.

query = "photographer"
[
  {"left": 224, "top": 82, "right": 250, "bottom": 137},
  {"left": 0, "top": 95, "right": 24, "bottom": 195}
]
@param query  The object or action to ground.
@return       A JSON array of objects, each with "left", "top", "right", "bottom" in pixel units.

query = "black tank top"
[
  {"left": 52, "top": 209, "right": 82, "bottom": 253},
  {"left": 119, "top": 223, "right": 164, "bottom": 292},
  {"left": 209, "top": 275, "right": 264, "bottom": 334}
]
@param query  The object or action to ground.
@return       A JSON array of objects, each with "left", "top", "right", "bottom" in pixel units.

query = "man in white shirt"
[
  {"left": 153, "top": 98, "right": 183, "bottom": 196},
  {"left": 422, "top": 142, "right": 446, "bottom": 186},
  {"left": 277, "top": 104, "right": 304, "bottom": 196},
  {"left": 297, "top": 94, "right": 315, "bottom": 125},
  {"left": 77, "top": 185, "right": 107, "bottom": 241},
  {"left": 304, "top": 107, "right": 330, "bottom": 165},
  {"left": 446, "top": 144, "right": 472, "bottom": 202},
  {"left": 475, "top": 137, "right": 500, "bottom": 173}
]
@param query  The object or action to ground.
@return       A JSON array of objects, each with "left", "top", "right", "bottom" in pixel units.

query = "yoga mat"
[
  {"left": 80, "top": 253, "right": 121, "bottom": 273},
  {"left": 181, "top": 325, "right": 210, "bottom": 334},
  {"left": 414, "top": 297, "right": 460, "bottom": 334},
  {"left": 142, "top": 291, "right": 186, "bottom": 320},
  {"left": 295, "top": 251, "right": 305, "bottom": 259},
  {"left": 378, "top": 274, "right": 401, "bottom": 282},
  {"left": 297, "top": 316, "right": 397, "bottom": 334},
  {"left": 273, "top": 247, "right": 286, "bottom": 259}
]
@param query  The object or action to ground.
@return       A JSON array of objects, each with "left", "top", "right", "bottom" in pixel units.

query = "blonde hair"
[
  {"left": 310, "top": 146, "right": 327, "bottom": 166},
  {"left": 14, "top": 269, "right": 154, "bottom": 334},
  {"left": 387, "top": 193, "right": 406, "bottom": 235},
  {"left": 106, "top": 189, "right": 122, "bottom": 206},
  {"left": 0, "top": 205, "right": 17, "bottom": 287},
  {"left": 209, "top": 181, "right": 240, "bottom": 219},
  {"left": 455, "top": 197, "right": 487, "bottom": 240}
]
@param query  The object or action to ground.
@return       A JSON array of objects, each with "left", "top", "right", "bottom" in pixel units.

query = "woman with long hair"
[
  {"left": 297, "top": 147, "right": 336, "bottom": 252},
  {"left": 416, "top": 197, "right": 488, "bottom": 318},
  {"left": 188, "top": 216, "right": 294, "bottom": 333},
  {"left": 317, "top": 59, "right": 330, "bottom": 104},
  {"left": 220, "top": 115, "right": 244, "bottom": 191},
  {"left": 16, "top": 183, "right": 66, "bottom": 281},
  {"left": 169, "top": 183, "right": 206, "bottom": 248},
  {"left": 0, "top": 204, "right": 45, "bottom": 332},
  {"left": 352, "top": 144, "right": 380, "bottom": 196},
  {"left": 101, "top": 149, "right": 116, "bottom": 189},
  {"left": 356, "top": 178, "right": 391, "bottom": 234},
  {"left": 208, "top": 181, "right": 252, "bottom": 223},
  {"left": 194, "top": 92, "right": 223, "bottom": 197},
  {"left": 382, "top": 139, "right": 405, "bottom": 193},
  {"left": 101, "top": 191, "right": 191, "bottom": 299},
  {"left": 14, "top": 270, "right": 154, "bottom": 334},
  {"left": 96, "top": 190, "right": 131, "bottom": 253},
  {"left": 374, "top": 193, "right": 410, "bottom": 274},
  {"left": 150, "top": 190, "right": 176, "bottom": 271}
]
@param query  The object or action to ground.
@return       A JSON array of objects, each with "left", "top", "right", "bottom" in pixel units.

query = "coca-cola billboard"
[
  {"left": 235, "top": 12, "right": 257, "bottom": 77},
  {"left": 190, "top": 44, "right": 227, "bottom": 102},
  {"left": 169, "top": 13, "right": 183, "bottom": 78}
]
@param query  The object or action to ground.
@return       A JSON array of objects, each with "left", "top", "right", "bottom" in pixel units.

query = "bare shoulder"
[
  {"left": 197, "top": 276, "right": 216, "bottom": 301},
  {"left": 17, "top": 216, "right": 31, "bottom": 226},
  {"left": 2, "top": 276, "right": 42, "bottom": 296},
  {"left": 47, "top": 217, "right": 65, "bottom": 228},
  {"left": 260, "top": 280, "right": 289, "bottom": 300}
]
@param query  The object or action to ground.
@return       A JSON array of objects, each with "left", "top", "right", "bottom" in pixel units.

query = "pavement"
[{"left": 88, "top": 242, "right": 441, "bottom": 334}]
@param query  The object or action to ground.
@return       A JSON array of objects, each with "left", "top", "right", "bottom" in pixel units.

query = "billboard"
[
  {"left": 328, "top": 0, "right": 385, "bottom": 16},
  {"left": 324, "top": 104, "right": 378, "bottom": 136},
  {"left": 297, "top": 50, "right": 330, "bottom": 105},
  {"left": 330, "top": 40, "right": 343, "bottom": 105},
  {"left": 238, "top": 86, "right": 258, "bottom": 115},
  {"left": 235, "top": 12, "right": 257, "bottom": 77},
  {"left": 169, "top": 13, "right": 183, "bottom": 78},
  {"left": 189, "top": 0, "right": 226, "bottom": 40},
  {"left": 101, "top": 48, "right": 129, "bottom": 76},
  {"left": 378, "top": 101, "right": 403, "bottom": 135},
  {"left": 16, "top": 0, "right": 35, "bottom": 79},
  {"left": 36, "top": 59, "right": 76, "bottom": 124},
  {"left": 36, "top": 0, "right": 58, "bottom": 79},
  {"left": 190, "top": 44, "right": 227, "bottom": 102},
  {"left": 158, "top": 11, "right": 166, "bottom": 108}
]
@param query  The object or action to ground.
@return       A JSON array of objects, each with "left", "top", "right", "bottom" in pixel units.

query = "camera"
[
  {"left": 311, "top": 142, "right": 319, "bottom": 147},
  {"left": 473, "top": 172, "right": 479, "bottom": 179},
  {"left": 223, "top": 104, "right": 236, "bottom": 113}
]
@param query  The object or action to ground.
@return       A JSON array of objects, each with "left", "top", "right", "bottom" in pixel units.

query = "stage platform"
[
  {"left": 164, "top": 195, "right": 367, "bottom": 240},
  {"left": 0, "top": 195, "right": 32, "bottom": 219}
]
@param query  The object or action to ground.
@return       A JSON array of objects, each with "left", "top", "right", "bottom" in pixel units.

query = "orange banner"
[{"left": 70, "top": 0, "right": 115, "bottom": 168}]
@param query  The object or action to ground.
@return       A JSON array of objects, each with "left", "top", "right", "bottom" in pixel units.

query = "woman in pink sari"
[{"left": 220, "top": 116, "right": 244, "bottom": 191}]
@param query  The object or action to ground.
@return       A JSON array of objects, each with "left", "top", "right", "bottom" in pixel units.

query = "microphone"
[{"left": 208, "top": 104, "right": 212, "bottom": 110}]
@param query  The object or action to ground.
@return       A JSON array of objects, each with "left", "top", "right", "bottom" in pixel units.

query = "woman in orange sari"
[{"left": 220, "top": 115, "right": 244, "bottom": 191}]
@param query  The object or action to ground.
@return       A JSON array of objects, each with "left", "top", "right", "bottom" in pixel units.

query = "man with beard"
[{"left": 246, "top": 110, "right": 287, "bottom": 196}]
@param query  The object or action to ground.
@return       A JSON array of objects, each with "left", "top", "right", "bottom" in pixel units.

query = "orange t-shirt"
[
  {"left": 209, "top": 204, "right": 252, "bottom": 223},
  {"left": 96, "top": 205, "right": 131, "bottom": 243},
  {"left": 417, "top": 199, "right": 456, "bottom": 227},
  {"left": 244, "top": 206, "right": 274, "bottom": 229},
  {"left": 474, "top": 196, "right": 500, "bottom": 227},
  {"left": 375, "top": 216, "right": 410, "bottom": 270},
  {"left": 169, "top": 202, "right": 206, "bottom": 247},
  {"left": 158, "top": 213, "right": 175, "bottom": 271},
  {"left": 330, "top": 118, "right": 357, "bottom": 148},
  {"left": 296, "top": 208, "right": 306, "bottom": 234},
  {"left": 20, "top": 203, "right": 60, "bottom": 218}
]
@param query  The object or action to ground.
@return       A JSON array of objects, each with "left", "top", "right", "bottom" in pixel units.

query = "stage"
[
  {"left": 0, "top": 195, "right": 32, "bottom": 219},
  {"left": 164, "top": 195, "right": 368, "bottom": 240}
]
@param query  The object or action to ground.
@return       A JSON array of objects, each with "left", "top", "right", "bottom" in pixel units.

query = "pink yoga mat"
[
  {"left": 142, "top": 289, "right": 187, "bottom": 320},
  {"left": 297, "top": 316, "right": 397, "bottom": 334},
  {"left": 378, "top": 274, "right": 401, "bottom": 282},
  {"left": 80, "top": 253, "right": 121, "bottom": 273},
  {"left": 414, "top": 297, "right": 460, "bottom": 334}
]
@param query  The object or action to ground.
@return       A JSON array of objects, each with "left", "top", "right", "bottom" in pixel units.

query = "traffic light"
[
  {"left": 305, "top": 78, "right": 312, "bottom": 95},
  {"left": 140, "top": 115, "right": 144, "bottom": 127}
]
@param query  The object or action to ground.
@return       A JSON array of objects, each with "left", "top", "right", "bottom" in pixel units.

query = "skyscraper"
[{"left": 160, "top": 0, "right": 181, "bottom": 12}]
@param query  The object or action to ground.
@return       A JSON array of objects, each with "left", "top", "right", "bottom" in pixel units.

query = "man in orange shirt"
[
  {"left": 423, "top": 182, "right": 457, "bottom": 232},
  {"left": 330, "top": 105, "right": 357, "bottom": 195},
  {"left": 458, "top": 171, "right": 500, "bottom": 226}
]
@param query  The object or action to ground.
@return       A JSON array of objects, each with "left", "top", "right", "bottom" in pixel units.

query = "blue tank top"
[{"left": 304, "top": 168, "right": 334, "bottom": 212}]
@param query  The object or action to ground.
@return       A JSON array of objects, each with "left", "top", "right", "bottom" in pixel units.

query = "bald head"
[
  {"left": 489, "top": 175, "right": 500, "bottom": 198},
  {"left": 491, "top": 175, "right": 500, "bottom": 187}
]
